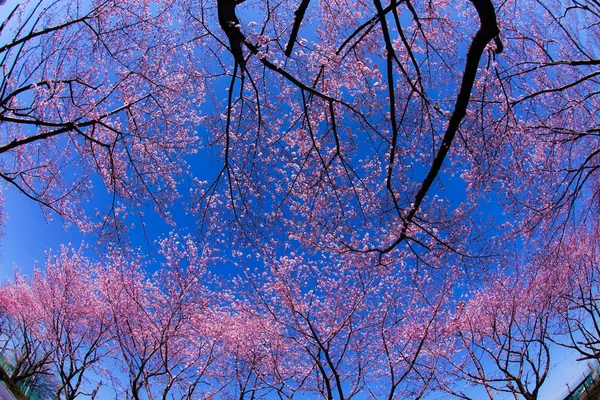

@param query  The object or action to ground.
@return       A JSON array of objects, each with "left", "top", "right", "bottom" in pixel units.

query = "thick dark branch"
[
  {"left": 285, "top": 0, "right": 311, "bottom": 57},
  {"left": 0, "top": 5, "right": 19, "bottom": 37},
  {"left": 217, "top": 0, "right": 246, "bottom": 69},
  {"left": 0, "top": 123, "right": 78, "bottom": 154},
  {"left": 373, "top": 0, "right": 403, "bottom": 217},
  {"left": 0, "top": 97, "right": 143, "bottom": 154},
  {"left": 380, "top": 0, "right": 502, "bottom": 256}
]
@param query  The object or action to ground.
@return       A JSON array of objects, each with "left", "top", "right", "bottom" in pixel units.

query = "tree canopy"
[{"left": 0, "top": 0, "right": 599, "bottom": 398}]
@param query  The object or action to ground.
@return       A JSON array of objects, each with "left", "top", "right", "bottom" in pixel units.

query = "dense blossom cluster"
[
  {"left": 1, "top": 236, "right": 599, "bottom": 398},
  {"left": 0, "top": 0, "right": 599, "bottom": 398}
]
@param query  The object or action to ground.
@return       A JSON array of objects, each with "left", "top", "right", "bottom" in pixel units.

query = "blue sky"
[{"left": 0, "top": 183, "right": 83, "bottom": 281}]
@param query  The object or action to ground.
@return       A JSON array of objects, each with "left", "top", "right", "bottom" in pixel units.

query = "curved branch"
[
  {"left": 285, "top": 0, "right": 311, "bottom": 57},
  {"left": 378, "top": 0, "right": 503, "bottom": 257}
]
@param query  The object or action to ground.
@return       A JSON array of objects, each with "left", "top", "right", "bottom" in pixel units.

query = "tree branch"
[{"left": 285, "top": 0, "right": 311, "bottom": 57}]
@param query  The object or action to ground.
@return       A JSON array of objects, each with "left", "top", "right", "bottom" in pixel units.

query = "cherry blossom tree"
[
  {"left": 438, "top": 263, "right": 567, "bottom": 400},
  {"left": 192, "top": 0, "right": 505, "bottom": 265},
  {"left": 0, "top": 0, "right": 593, "bottom": 267},
  {"left": 549, "top": 227, "right": 600, "bottom": 362},
  {"left": 0, "top": 246, "right": 111, "bottom": 399},
  {"left": 185, "top": 0, "right": 598, "bottom": 282},
  {"left": 214, "top": 305, "right": 294, "bottom": 399},
  {"left": 0, "top": 273, "right": 56, "bottom": 397},
  {"left": 30, "top": 246, "right": 111, "bottom": 400},
  {"left": 97, "top": 234, "right": 223, "bottom": 399},
  {"left": 0, "top": 0, "right": 596, "bottom": 262},
  {"left": 453, "top": 0, "right": 600, "bottom": 264},
  {"left": 221, "top": 248, "right": 460, "bottom": 399},
  {"left": 0, "top": 0, "right": 204, "bottom": 238},
  {"left": 0, "top": 236, "right": 230, "bottom": 399}
]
